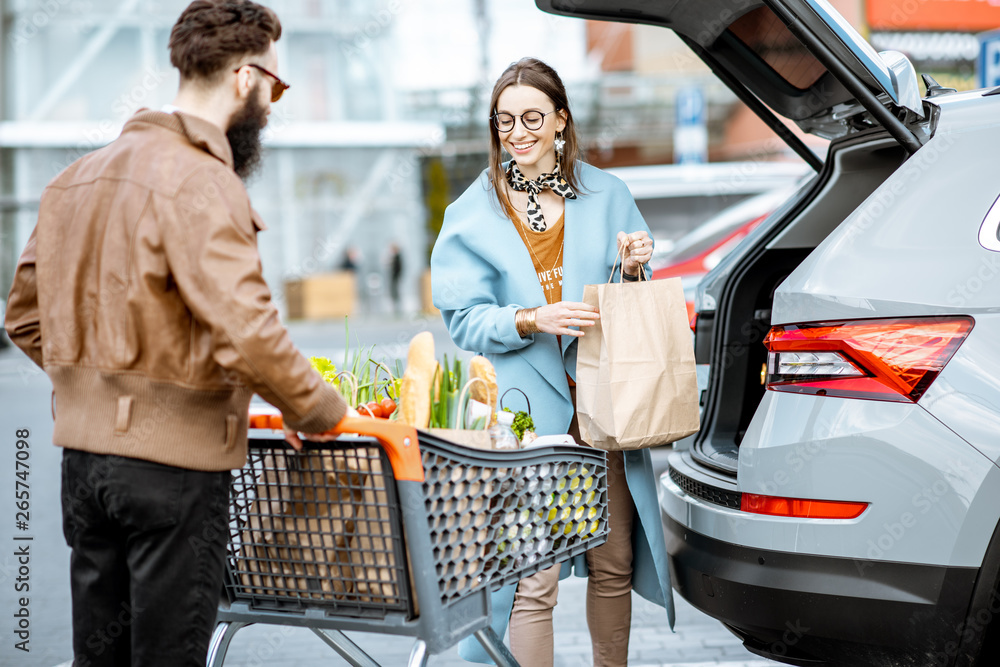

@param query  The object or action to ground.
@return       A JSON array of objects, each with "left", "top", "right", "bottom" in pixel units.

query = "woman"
[{"left": 430, "top": 57, "right": 674, "bottom": 667}]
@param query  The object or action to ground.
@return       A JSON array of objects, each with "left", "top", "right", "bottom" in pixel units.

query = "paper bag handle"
[{"left": 609, "top": 237, "right": 648, "bottom": 284}]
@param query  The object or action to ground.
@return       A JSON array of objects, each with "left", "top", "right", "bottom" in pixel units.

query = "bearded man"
[{"left": 4, "top": 2, "right": 348, "bottom": 665}]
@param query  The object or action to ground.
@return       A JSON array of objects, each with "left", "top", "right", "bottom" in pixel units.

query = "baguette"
[
  {"left": 468, "top": 355, "right": 498, "bottom": 426},
  {"left": 398, "top": 332, "right": 436, "bottom": 428}
]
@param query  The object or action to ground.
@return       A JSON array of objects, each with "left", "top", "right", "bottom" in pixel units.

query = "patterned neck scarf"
[{"left": 505, "top": 160, "right": 577, "bottom": 232}]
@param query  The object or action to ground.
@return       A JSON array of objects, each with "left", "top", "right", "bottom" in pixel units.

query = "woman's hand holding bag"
[
  {"left": 617, "top": 230, "right": 653, "bottom": 277},
  {"left": 574, "top": 239, "right": 700, "bottom": 450}
]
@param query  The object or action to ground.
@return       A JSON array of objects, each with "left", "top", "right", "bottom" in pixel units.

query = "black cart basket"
[{"left": 208, "top": 418, "right": 610, "bottom": 667}]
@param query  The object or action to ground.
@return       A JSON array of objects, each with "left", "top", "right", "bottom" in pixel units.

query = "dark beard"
[{"left": 226, "top": 88, "right": 267, "bottom": 181}]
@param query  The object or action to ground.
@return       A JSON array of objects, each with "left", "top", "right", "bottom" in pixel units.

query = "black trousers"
[{"left": 61, "top": 449, "right": 231, "bottom": 667}]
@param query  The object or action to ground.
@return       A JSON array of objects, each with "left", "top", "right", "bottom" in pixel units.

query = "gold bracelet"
[
  {"left": 516, "top": 307, "right": 540, "bottom": 337},
  {"left": 516, "top": 308, "right": 529, "bottom": 336},
  {"left": 525, "top": 307, "right": 539, "bottom": 334}
]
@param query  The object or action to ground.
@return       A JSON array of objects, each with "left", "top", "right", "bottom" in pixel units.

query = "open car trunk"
[{"left": 690, "top": 131, "right": 908, "bottom": 470}]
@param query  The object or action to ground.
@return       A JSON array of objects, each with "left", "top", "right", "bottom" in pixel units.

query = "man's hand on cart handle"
[{"left": 282, "top": 406, "right": 361, "bottom": 451}]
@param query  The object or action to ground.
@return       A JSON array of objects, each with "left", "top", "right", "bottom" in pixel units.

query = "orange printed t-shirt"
[
  {"left": 512, "top": 212, "right": 564, "bottom": 305},
  {"left": 512, "top": 212, "right": 576, "bottom": 386}
]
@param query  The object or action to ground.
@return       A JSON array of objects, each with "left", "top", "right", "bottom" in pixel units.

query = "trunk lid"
[{"left": 536, "top": 0, "right": 927, "bottom": 156}]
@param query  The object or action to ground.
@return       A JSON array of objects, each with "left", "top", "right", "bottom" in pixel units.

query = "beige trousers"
[{"left": 508, "top": 449, "right": 635, "bottom": 667}]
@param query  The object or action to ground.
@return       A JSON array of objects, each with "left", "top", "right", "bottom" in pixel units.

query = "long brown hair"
[{"left": 487, "top": 58, "right": 583, "bottom": 222}]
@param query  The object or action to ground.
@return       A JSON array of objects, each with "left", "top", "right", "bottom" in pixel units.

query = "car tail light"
[
  {"left": 764, "top": 317, "right": 973, "bottom": 403},
  {"left": 742, "top": 493, "right": 868, "bottom": 519},
  {"left": 688, "top": 306, "right": 697, "bottom": 333}
]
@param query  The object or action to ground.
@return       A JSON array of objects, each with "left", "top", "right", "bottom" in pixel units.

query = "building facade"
[{"left": 0, "top": 0, "right": 443, "bottom": 316}]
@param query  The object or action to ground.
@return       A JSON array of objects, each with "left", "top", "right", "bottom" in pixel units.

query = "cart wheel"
[{"left": 206, "top": 620, "right": 248, "bottom": 667}]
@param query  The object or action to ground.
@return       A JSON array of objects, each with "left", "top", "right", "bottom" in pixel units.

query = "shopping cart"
[{"left": 207, "top": 418, "right": 610, "bottom": 667}]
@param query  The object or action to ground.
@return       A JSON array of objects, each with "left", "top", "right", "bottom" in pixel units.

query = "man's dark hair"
[{"left": 169, "top": 0, "right": 281, "bottom": 82}]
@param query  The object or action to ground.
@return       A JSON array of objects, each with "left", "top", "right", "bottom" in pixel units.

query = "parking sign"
[
  {"left": 978, "top": 29, "right": 1000, "bottom": 89},
  {"left": 674, "top": 87, "right": 707, "bottom": 165}
]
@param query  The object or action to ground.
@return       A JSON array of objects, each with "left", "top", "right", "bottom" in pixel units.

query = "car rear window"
[{"left": 728, "top": 7, "right": 827, "bottom": 91}]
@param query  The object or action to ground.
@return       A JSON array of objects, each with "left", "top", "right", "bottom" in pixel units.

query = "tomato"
[
  {"left": 364, "top": 401, "right": 384, "bottom": 419},
  {"left": 268, "top": 414, "right": 284, "bottom": 430},
  {"left": 380, "top": 397, "right": 396, "bottom": 416}
]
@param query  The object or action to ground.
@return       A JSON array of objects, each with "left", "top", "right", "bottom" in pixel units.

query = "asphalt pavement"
[{"left": 0, "top": 313, "right": 781, "bottom": 667}]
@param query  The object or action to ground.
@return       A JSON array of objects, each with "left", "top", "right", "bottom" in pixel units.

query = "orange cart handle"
[{"left": 328, "top": 417, "right": 425, "bottom": 482}]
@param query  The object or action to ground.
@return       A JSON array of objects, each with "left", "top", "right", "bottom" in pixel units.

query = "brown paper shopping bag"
[{"left": 575, "top": 263, "right": 700, "bottom": 450}]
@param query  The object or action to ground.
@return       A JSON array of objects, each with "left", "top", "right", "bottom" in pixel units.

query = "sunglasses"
[{"left": 234, "top": 63, "right": 290, "bottom": 102}]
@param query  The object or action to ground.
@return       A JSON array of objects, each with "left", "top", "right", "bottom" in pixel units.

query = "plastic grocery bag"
[{"left": 575, "top": 272, "right": 700, "bottom": 450}]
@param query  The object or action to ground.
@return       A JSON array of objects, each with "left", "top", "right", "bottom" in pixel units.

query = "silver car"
[{"left": 540, "top": 1, "right": 1000, "bottom": 665}]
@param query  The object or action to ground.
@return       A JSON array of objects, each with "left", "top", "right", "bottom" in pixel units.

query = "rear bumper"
[{"left": 663, "top": 510, "right": 978, "bottom": 666}]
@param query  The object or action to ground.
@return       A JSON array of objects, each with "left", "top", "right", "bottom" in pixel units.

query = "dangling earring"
[{"left": 554, "top": 131, "right": 566, "bottom": 156}]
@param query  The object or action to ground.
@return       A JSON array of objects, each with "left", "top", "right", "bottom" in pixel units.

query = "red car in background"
[{"left": 650, "top": 187, "right": 797, "bottom": 324}]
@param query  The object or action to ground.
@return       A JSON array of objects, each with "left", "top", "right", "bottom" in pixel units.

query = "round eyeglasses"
[{"left": 490, "top": 109, "right": 559, "bottom": 132}]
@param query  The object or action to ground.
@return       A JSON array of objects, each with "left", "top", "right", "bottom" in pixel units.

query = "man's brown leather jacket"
[{"left": 5, "top": 109, "right": 346, "bottom": 471}]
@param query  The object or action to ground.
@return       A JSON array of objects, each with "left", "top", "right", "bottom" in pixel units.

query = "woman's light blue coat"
[{"left": 430, "top": 163, "right": 675, "bottom": 663}]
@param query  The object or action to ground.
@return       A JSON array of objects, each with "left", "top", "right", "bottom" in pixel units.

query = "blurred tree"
[{"left": 425, "top": 158, "right": 450, "bottom": 262}]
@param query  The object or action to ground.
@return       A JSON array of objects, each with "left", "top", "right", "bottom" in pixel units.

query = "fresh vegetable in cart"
[
  {"left": 250, "top": 330, "right": 539, "bottom": 445},
  {"left": 395, "top": 332, "right": 498, "bottom": 431},
  {"left": 501, "top": 408, "right": 535, "bottom": 441}
]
